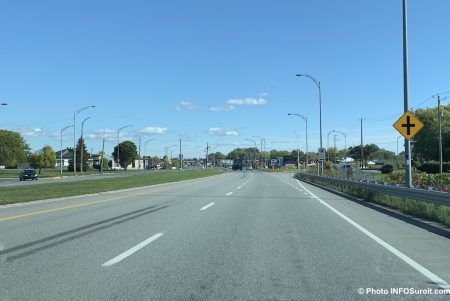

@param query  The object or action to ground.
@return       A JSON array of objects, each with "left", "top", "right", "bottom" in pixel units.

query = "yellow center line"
[{"left": 0, "top": 182, "right": 193, "bottom": 223}]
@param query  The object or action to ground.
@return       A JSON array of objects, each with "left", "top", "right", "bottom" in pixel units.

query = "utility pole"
[
  {"left": 179, "top": 138, "right": 182, "bottom": 170},
  {"left": 360, "top": 118, "right": 364, "bottom": 169},
  {"left": 206, "top": 143, "right": 209, "bottom": 170},
  {"left": 437, "top": 95, "right": 443, "bottom": 174}
]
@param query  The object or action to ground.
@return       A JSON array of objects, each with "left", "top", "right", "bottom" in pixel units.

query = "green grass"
[
  {"left": 0, "top": 169, "right": 116, "bottom": 178},
  {"left": 295, "top": 173, "right": 450, "bottom": 227},
  {"left": 0, "top": 169, "right": 224, "bottom": 205}
]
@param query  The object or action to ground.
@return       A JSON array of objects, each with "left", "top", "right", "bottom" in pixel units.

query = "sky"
[{"left": 0, "top": 0, "right": 449, "bottom": 159}]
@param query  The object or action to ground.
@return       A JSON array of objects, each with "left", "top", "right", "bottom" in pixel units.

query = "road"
[
  {"left": 1, "top": 171, "right": 449, "bottom": 300},
  {"left": 0, "top": 170, "right": 163, "bottom": 187}
]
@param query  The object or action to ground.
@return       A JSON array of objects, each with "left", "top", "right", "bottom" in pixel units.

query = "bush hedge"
[{"left": 417, "top": 162, "right": 450, "bottom": 174}]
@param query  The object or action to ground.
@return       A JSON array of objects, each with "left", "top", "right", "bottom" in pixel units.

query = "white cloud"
[
  {"left": 226, "top": 97, "right": 267, "bottom": 106},
  {"left": 208, "top": 105, "right": 235, "bottom": 112},
  {"left": 176, "top": 101, "right": 201, "bottom": 111},
  {"left": 140, "top": 127, "right": 167, "bottom": 135},
  {"left": 19, "top": 128, "right": 46, "bottom": 138},
  {"left": 83, "top": 128, "right": 118, "bottom": 140},
  {"left": 208, "top": 127, "right": 239, "bottom": 136}
]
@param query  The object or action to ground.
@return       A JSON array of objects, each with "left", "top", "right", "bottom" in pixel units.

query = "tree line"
[{"left": 0, "top": 104, "right": 448, "bottom": 171}]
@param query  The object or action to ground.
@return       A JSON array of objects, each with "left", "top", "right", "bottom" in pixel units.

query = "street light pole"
[
  {"left": 144, "top": 139, "right": 155, "bottom": 170},
  {"left": 165, "top": 144, "right": 177, "bottom": 169},
  {"left": 333, "top": 134, "right": 337, "bottom": 164},
  {"left": 288, "top": 113, "right": 308, "bottom": 168},
  {"left": 80, "top": 117, "right": 90, "bottom": 174},
  {"left": 296, "top": 74, "right": 322, "bottom": 173},
  {"left": 253, "top": 135, "right": 264, "bottom": 168},
  {"left": 245, "top": 138, "right": 256, "bottom": 168},
  {"left": 73, "top": 105, "right": 95, "bottom": 176},
  {"left": 333, "top": 130, "right": 346, "bottom": 162},
  {"left": 433, "top": 95, "right": 447, "bottom": 174},
  {"left": 117, "top": 125, "right": 132, "bottom": 172},
  {"left": 402, "top": 0, "right": 412, "bottom": 187},
  {"left": 60, "top": 125, "right": 73, "bottom": 175},
  {"left": 327, "top": 130, "right": 335, "bottom": 162}
]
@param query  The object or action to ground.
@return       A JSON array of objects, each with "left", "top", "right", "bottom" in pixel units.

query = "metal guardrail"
[{"left": 296, "top": 173, "right": 450, "bottom": 207}]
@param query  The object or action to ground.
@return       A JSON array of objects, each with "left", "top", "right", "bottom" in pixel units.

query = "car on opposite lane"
[{"left": 19, "top": 169, "right": 38, "bottom": 181}]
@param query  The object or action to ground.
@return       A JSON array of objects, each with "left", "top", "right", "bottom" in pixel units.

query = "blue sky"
[{"left": 0, "top": 0, "right": 449, "bottom": 159}]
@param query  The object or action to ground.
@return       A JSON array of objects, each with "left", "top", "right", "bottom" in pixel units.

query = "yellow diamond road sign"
[{"left": 393, "top": 111, "right": 424, "bottom": 140}]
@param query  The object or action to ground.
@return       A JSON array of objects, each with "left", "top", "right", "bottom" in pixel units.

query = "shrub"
[
  {"left": 381, "top": 164, "right": 393, "bottom": 174},
  {"left": 417, "top": 162, "right": 450, "bottom": 174}
]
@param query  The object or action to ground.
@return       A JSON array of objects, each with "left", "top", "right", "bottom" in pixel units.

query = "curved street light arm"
[
  {"left": 75, "top": 105, "right": 96, "bottom": 117},
  {"left": 296, "top": 74, "right": 320, "bottom": 89},
  {"left": 288, "top": 113, "right": 307, "bottom": 122}
]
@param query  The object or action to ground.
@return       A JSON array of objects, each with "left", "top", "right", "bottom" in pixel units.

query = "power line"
[{"left": 411, "top": 91, "right": 450, "bottom": 109}]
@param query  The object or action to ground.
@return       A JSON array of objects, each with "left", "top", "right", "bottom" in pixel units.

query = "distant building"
[{"left": 269, "top": 156, "right": 297, "bottom": 168}]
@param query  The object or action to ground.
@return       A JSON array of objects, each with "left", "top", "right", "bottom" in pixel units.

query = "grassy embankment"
[
  {"left": 295, "top": 173, "right": 450, "bottom": 227},
  {"left": 0, "top": 169, "right": 224, "bottom": 205}
]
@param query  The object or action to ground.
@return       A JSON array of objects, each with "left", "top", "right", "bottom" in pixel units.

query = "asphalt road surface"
[
  {"left": 1, "top": 171, "right": 449, "bottom": 300},
  {"left": 0, "top": 171, "right": 157, "bottom": 187}
]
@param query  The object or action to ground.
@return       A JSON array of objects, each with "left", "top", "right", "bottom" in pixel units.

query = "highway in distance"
[{"left": 1, "top": 171, "right": 449, "bottom": 300}]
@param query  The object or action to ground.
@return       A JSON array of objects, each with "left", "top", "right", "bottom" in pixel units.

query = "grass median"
[{"left": 0, "top": 169, "right": 224, "bottom": 205}]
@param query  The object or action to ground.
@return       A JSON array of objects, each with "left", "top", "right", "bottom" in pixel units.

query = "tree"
[
  {"left": 171, "top": 158, "right": 179, "bottom": 169},
  {"left": 68, "top": 137, "right": 90, "bottom": 172},
  {"left": 373, "top": 149, "right": 396, "bottom": 160},
  {"left": 0, "top": 129, "right": 30, "bottom": 168},
  {"left": 207, "top": 151, "right": 226, "bottom": 165},
  {"left": 29, "top": 145, "right": 57, "bottom": 174},
  {"left": 162, "top": 155, "right": 170, "bottom": 169},
  {"left": 348, "top": 144, "right": 380, "bottom": 165},
  {"left": 112, "top": 140, "right": 137, "bottom": 170},
  {"left": 325, "top": 147, "right": 336, "bottom": 162},
  {"left": 227, "top": 148, "right": 248, "bottom": 160},
  {"left": 413, "top": 104, "right": 450, "bottom": 163},
  {"left": 270, "top": 150, "right": 290, "bottom": 157},
  {"left": 96, "top": 151, "right": 109, "bottom": 171},
  {"left": 364, "top": 144, "right": 380, "bottom": 161}
]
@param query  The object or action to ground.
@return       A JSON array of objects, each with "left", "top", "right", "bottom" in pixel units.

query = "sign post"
[
  {"left": 318, "top": 148, "right": 326, "bottom": 162},
  {"left": 393, "top": 110, "right": 424, "bottom": 187}
]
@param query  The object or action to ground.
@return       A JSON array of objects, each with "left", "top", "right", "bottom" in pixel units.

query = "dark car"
[
  {"left": 19, "top": 169, "right": 38, "bottom": 181},
  {"left": 232, "top": 159, "right": 243, "bottom": 171},
  {"left": 381, "top": 164, "right": 394, "bottom": 174}
]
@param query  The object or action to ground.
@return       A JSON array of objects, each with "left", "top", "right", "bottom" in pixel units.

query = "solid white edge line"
[
  {"left": 102, "top": 233, "right": 164, "bottom": 267},
  {"left": 295, "top": 179, "right": 450, "bottom": 291},
  {"left": 226, "top": 192, "right": 234, "bottom": 196},
  {"left": 200, "top": 202, "right": 215, "bottom": 211}
]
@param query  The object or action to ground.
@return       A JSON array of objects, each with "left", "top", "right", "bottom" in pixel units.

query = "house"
[
  {"left": 108, "top": 156, "right": 145, "bottom": 170},
  {"left": 54, "top": 148, "right": 74, "bottom": 168}
]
